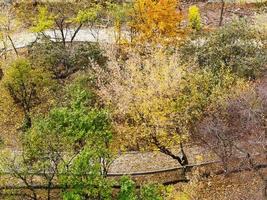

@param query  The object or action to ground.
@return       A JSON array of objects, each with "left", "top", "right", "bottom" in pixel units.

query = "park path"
[
  {"left": 1, "top": 2, "right": 265, "bottom": 51},
  {"left": 1, "top": 27, "right": 127, "bottom": 51}
]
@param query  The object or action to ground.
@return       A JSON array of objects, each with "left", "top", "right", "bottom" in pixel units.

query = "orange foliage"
[{"left": 130, "top": 0, "right": 183, "bottom": 44}]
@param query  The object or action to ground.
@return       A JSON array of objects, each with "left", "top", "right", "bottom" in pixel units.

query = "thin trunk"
[
  {"left": 2, "top": 39, "right": 7, "bottom": 59},
  {"left": 219, "top": 0, "right": 225, "bottom": 26},
  {"left": 70, "top": 23, "right": 83, "bottom": 44},
  {"left": 263, "top": 179, "right": 267, "bottom": 200},
  {"left": 56, "top": 19, "right": 66, "bottom": 47},
  {"left": 0, "top": 68, "right": 3, "bottom": 80},
  {"left": 47, "top": 182, "right": 51, "bottom": 200},
  {"left": 59, "top": 28, "right": 66, "bottom": 47},
  {"left": 7, "top": 35, "right": 18, "bottom": 56},
  {"left": 23, "top": 112, "right": 32, "bottom": 130},
  {"left": 180, "top": 143, "right": 189, "bottom": 166},
  {"left": 264, "top": 117, "right": 267, "bottom": 161},
  {"left": 151, "top": 135, "right": 188, "bottom": 167},
  {"left": 264, "top": 118, "right": 267, "bottom": 200}
]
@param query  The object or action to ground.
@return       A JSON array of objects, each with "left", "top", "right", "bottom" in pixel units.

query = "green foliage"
[
  {"left": 73, "top": 42, "right": 108, "bottom": 68},
  {"left": 117, "top": 177, "right": 173, "bottom": 200},
  {"left": 63, "top": 193, "right": 82, "bottom": 200},
  {"left": 175, "top": 68, "right": 240, "bottom": 129},
  {"left": 140, "top": 184, "right": 164, "bottom": 200},
  {"left": 67, "top": 77, "right": 95, "bottom": 104},
  {"left": 29, "top": 40, "right": 107, "bottom": 79},
  {"left": 181, "top": 20, "right": 267, "bottom": 79},
  {"left": 3, "top": 58, "right": 50, "bottom": 90},
  {"left": 107, "top": 2, "right": 133, "bottom": 42},
  {"left": 72, "top": 4, "right": 102, "bottom": 24},
  {"left": 188, "top": 5, "right": 201, "bottom": 31},
  {"left": 31, "top": 6, "right": 54, "bottom": 32},
  {"left": 21, "top": 86, "right": 113, "bottom": 199},
  {"left": 118, "top": 176, "right": 137, "bottom": 200},
  {"left": 107, "top": 3, "right": 132, "bottom": 25},
  {"left": 2, "top": 58, "right": 52, "bottom": 129},
  {"left": 61, "top": 147, "right": 113, "bottom": 200}
]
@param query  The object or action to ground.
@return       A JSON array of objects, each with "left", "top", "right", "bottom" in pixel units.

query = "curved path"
[
  {"left": 1, "top": 28, "right": 127, "bottom": 51},
  {"left": 2, "top": 11, "right": 265, "bottom": 51}
]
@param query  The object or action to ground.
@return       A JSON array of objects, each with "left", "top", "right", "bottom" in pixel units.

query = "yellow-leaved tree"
[
  {"left": 1, "top": 58, "right": 53, "bottom": 131},
  {"left": 97, "top": 48, "right": 247, "bottom": 167},
  {"left": 130, "top": 0, "right": 183, "bottom": 44}
]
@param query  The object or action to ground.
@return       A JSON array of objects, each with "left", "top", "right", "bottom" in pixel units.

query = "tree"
[
  {"left": 140, "top": 183, "right": 168, "bottom": 200},
  {"left": 98, "top": 49, "right": 244, "bottom": 168},
  {"left": 0, "top": 84, "right": 114, "bottom": 200},
  {"left": 107, "top": 2, "right": 132, "bottom": 44},
  {"left": 1, "top": 58, "right": 52, "bottom": 130},
  {"left": 129, "top": 0, "right": 183, "bottom": 44},
  {"left": 16, "top": 0, "right": 103, "bottom": 46},
  {"left": 194, "top": 77, "right": 267, "bottom": 199}
]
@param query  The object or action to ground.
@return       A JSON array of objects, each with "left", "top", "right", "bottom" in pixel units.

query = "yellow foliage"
[
  {"left": 31, "top": 6, "right": 55, "bottom": 33},
  {"left": 98, "top": 50, "right": 184, "bottom": 150},
  {"left": 98, "top": 47, "right": 249, "bottom": 152},
  {"left": 188, "top": 5, "right": 201, "bottom": 31},
  {"left": 130, "top": 0, "right": 183, "bottom": 44},
  {"left": 0, "top": 57, "right": 55, "bottom": 140}
]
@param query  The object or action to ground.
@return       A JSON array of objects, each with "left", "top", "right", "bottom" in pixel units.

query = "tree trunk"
[
  {"left": 264, "top": 118, "right": 267, "bottom": 200},
  {"left": 23, "top": 113, "right": 32, "bottom": 130},
  {"left": 7, "top": 35, "right": 18, "bottom": 56},
  {"left": 263, "top": 179, "right": 267, "bottom": 200},
  {"left": 0, "top": 68, "right": 3, "bottom": 80},
  {"left": 219, "top": 0, "right": 225, "bottom": 26},
  {"left": 47, "top": 183, "right": 51, "bottom": 200}
]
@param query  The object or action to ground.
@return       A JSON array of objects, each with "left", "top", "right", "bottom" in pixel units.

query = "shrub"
[
  {"left": 117, "top": 177, "right": 173, "bottom": 200},
  {"left": 73, "top": 42, "right": 108, "bottom": 69},
  {"left": 181, "top": 20, "right": 267, "bottom": 79},
  {"left": 118, "top": 176, "right": 137, "bottom": 200},
  {"left": 29, "top": 40, "right": 107, "bottom": 79},
  {"left": 140, "top": 184, "right": 164, "bottom": 200},
  {"left": 188, "top": 5, "right": 201, "bottom": 31}
]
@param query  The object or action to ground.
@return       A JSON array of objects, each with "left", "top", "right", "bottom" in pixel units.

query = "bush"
[
  {"left": 181, "top": 20, "right": 267, "bottom": 79},
  {"left": 118, "top": 176, "right": 137, "bottom": 200},
  {"left": 117, "top": 176, "right": 174, "bottom": 200},
  {"left": 72, "top": 42, "right": 108, "bottom": 69},
  {"left": 188, "top": 5, "right": 201, "bottom": 31},
  {"left": 29, "top": 40, "right": 107, "bottom": 79},
  {"left": 140, "top": 184, "right": 164, "bottom": 200}
]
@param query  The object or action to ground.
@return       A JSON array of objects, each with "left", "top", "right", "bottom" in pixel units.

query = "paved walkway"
[{"left": 1, "top": 28, "right": 128, "bottom": 50}]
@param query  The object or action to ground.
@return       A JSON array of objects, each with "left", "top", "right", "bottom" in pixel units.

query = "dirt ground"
[
  {"left": 181, "top": 1, "right": 267, "bottom": 27},
  {"left": 176, "top": 169, "right": 267, "bottom": 200}
]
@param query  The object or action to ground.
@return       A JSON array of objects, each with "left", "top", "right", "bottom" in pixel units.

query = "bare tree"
[{"left": 195, "top": 79, "right": 267, "bottom": 199}]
